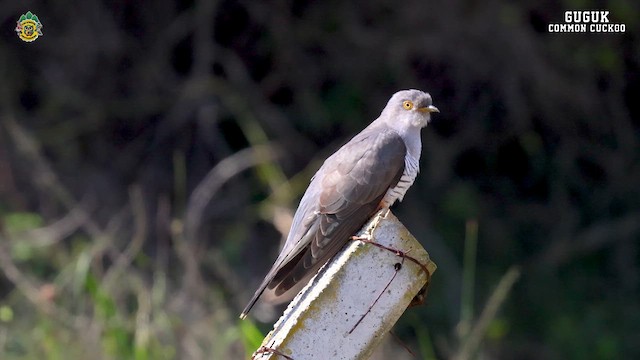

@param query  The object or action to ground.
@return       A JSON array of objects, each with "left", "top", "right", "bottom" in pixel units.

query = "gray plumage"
[{"left": 240, "top": 89, "right": 438, "bottom": 319}]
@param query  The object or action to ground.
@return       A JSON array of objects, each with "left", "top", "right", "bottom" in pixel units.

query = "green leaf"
[
  {"left": 83, "top": 271, "right": 98, "bottom": 296},
  {"left": 0, "top": 306, "right": 14, "bottom": 322},
  {"left": 487, "top": 318, "right": 509, "bottom": 340},
  {"left": 96, "top": 292, "right": 117, "bottom": 320},
  {"left": 103, "top": 325, "right": 133, "bottom": 358},
  {"left": 596, "top": 334, "right": 620, "bottom": 359},
  {"left": 134, "top": 344, "right": 149, "bottom": 360},
  {"left": 26, "top": 11, "right": 34, "bottom": 20},
  {"left": 83, "top": 269, "right": 119, "bottom": 322},
  {"left": 19, "top": 14, "right": 26, "bottom": 22},
  {"left": 11, "top": 241, "right": 34, "bottom": 261},
  {"left": 3, "top": 212, "right": 43, "bottom": 234},
  {"left": 239, "top": 319, "right": 265, "bottom": 356}
]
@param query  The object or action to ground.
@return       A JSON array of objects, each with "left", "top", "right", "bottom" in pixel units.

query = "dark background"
[{"left": 0, "top": 0, "right": 638, "bottom": 359}]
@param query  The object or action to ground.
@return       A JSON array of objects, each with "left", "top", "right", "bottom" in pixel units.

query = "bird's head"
[{"left": 381, "top": 89, "right": 439, "bottom": 131}]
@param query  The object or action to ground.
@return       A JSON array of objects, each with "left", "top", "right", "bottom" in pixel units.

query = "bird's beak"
[{"left": 418, "top": 105, "right": 439, "bottom": 113}]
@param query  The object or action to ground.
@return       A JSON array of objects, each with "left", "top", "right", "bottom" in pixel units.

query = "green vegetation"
[{"left": 1, "top": 0, "right": 637, "bottom": 358}]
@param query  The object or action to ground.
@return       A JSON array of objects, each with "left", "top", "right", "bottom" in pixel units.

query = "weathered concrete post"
[{"left": 253, "top": 210, "right": 437, "bottom": 360}]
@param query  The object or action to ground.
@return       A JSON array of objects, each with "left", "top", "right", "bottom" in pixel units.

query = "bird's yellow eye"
[{"left": 402, "top": 100, "right": 414, "bottom": 110}]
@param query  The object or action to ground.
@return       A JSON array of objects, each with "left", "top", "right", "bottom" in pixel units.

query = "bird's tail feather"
[{"left": 239, "top": 271, "right": 274, "bottom": 319}]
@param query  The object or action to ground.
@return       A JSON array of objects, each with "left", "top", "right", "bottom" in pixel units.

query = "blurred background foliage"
[{"left": 0, "top": 0, "right": 638, "bottom": 359}]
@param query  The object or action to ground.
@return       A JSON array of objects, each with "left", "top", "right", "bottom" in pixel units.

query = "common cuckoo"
[{"left": 241, "top": 89, "right": 438, "bottom": 319}]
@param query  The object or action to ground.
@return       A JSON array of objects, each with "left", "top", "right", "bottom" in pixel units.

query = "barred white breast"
[{"left": 380, "top": 153, "right": 419, "bottom": 208}]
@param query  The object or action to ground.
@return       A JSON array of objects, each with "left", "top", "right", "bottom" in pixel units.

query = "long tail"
[{"left": 239, "top": 266, "right": 277, "bottom": 319}]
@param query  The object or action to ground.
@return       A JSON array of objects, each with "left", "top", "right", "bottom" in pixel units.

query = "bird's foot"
[{"left": 358, "top": 208, "right": 390, "bottom": 237}]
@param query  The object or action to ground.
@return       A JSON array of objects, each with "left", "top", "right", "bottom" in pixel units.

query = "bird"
[{"left": 240, "top": 89, "right": 438, "bottom": 319}]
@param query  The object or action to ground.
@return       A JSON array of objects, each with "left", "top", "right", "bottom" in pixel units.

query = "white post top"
[{"left": 253, "top": 210, "right": 437, "bottom": 360}]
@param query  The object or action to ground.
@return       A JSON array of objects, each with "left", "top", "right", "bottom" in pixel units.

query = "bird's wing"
[{"left": 240, "top": 126, "right": 407, "bottom": 317}]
